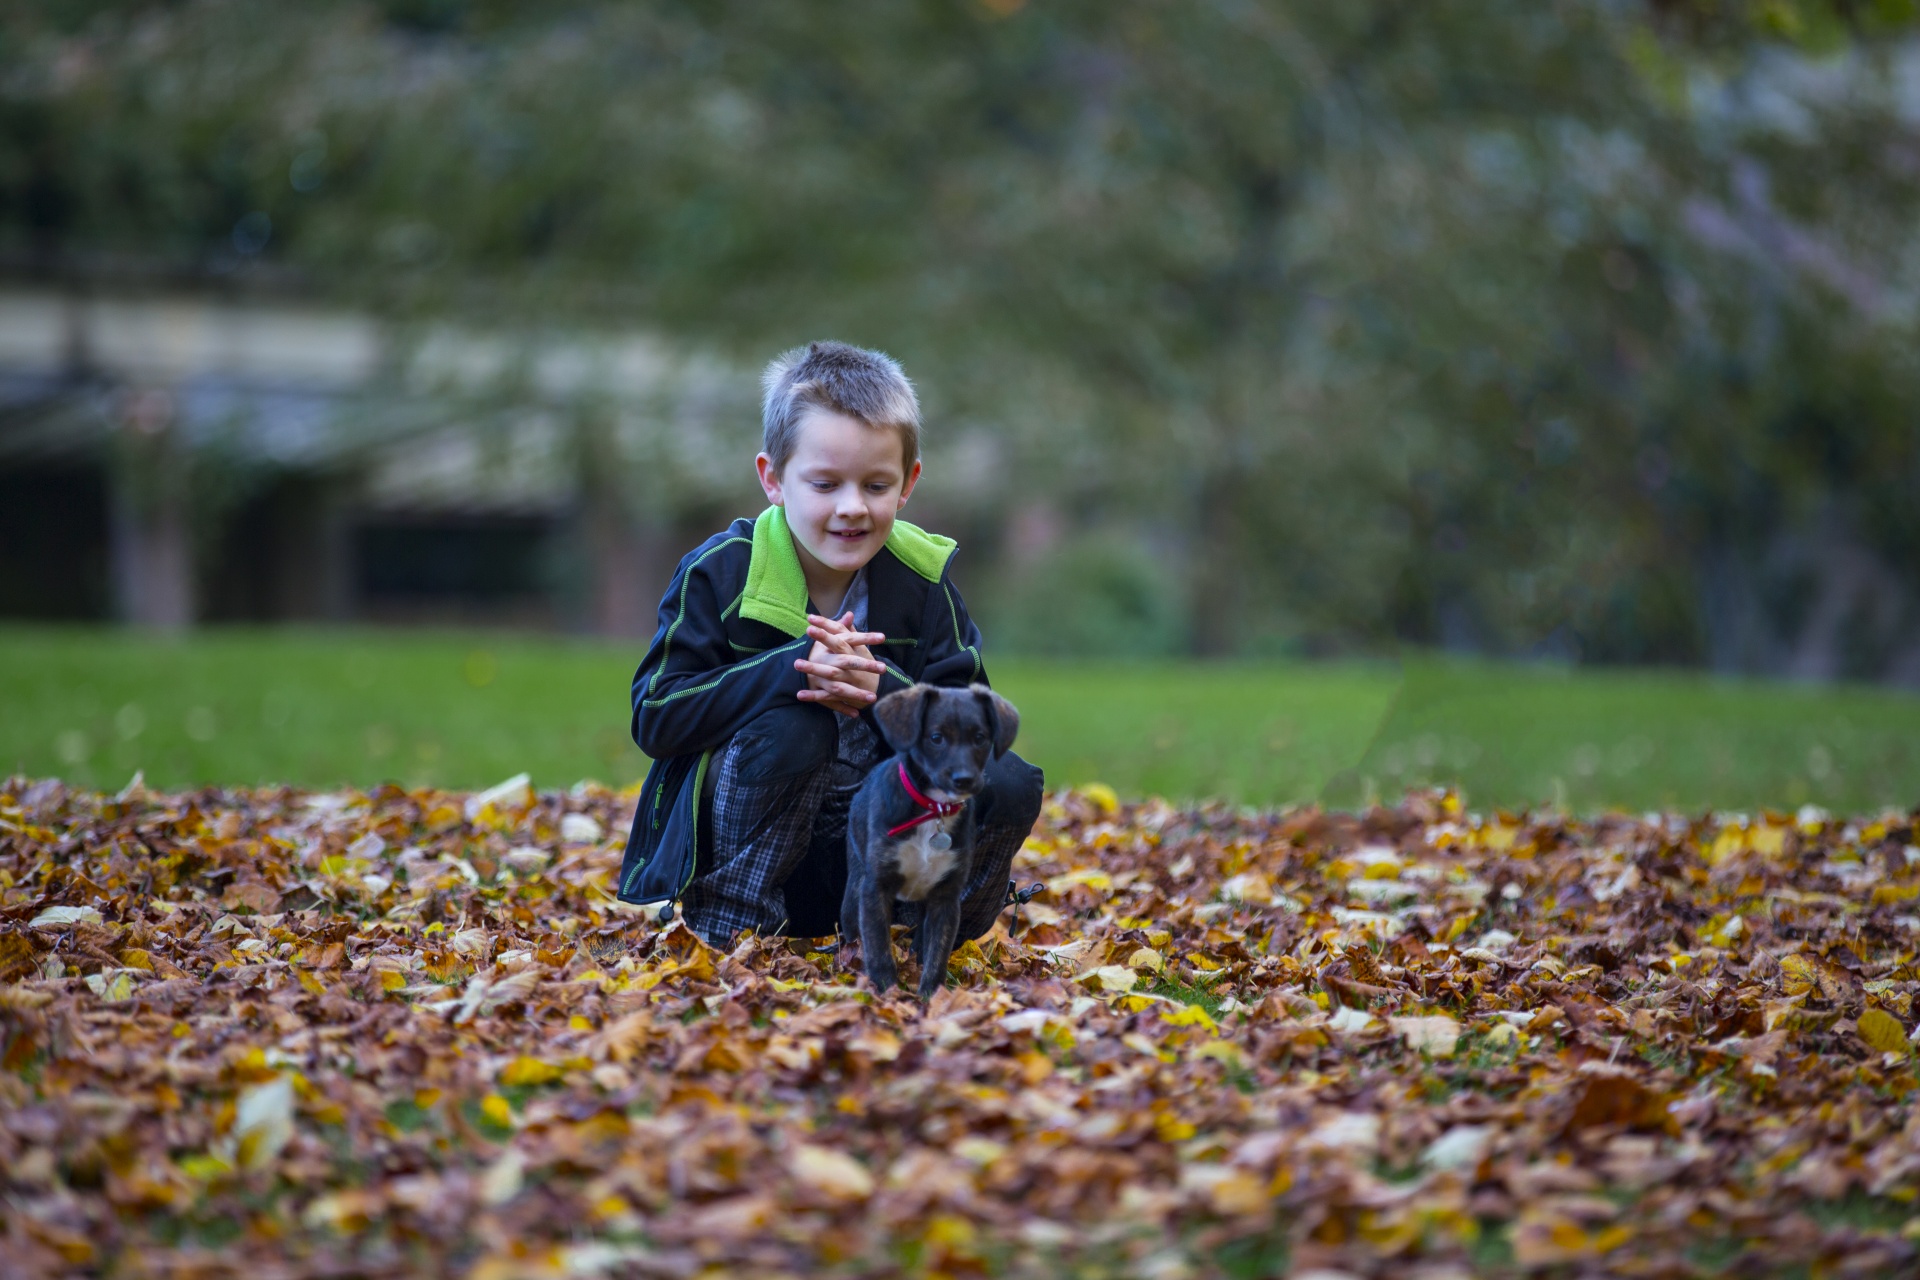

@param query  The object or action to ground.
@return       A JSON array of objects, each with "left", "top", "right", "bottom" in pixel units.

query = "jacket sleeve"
[
  {"left": 630, "top": 552, "right": 812, "bottom": 759},
  {"left": 917, "top": 571, "right": 989, "bottom": 689}
]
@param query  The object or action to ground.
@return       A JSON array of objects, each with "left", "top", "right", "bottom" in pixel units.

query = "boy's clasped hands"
[{"left": 795, "top": 612, "right": 888, "bottom": 716}]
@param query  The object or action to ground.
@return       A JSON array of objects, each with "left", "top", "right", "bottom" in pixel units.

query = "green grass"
[
  {"left": 3, "top": 626, "right": 1918, "bottom": 813},
  {"left": 0, "top": 626, "right": 643, "bottom": 794},
  {"left": 991, "top": 659, "right": 1397, "bottom": 806},
  {"left": 1333, "top": 656, "right": 1920, "bottom": 814}
]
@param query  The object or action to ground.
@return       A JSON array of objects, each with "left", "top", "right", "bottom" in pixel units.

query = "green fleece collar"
[{"left": 740, "top": 506, "right": 957, "bottom": 638}]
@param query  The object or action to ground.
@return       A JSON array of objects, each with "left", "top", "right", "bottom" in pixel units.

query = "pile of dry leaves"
[{"left": 4, "top": 771, "right": 1919, "bottom": 1278}]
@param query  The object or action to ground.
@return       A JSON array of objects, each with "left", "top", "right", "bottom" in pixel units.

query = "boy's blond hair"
[{"left": 761, "top": 341, "right": 921, "bottom": 475}]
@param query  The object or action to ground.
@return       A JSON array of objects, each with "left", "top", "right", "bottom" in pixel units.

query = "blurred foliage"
[
  {"left": 987, "top": 534, "right": 1189, "bottom": 660},
  {"left": 6, "top": 1, "right": 1920, "bottom": 674}
]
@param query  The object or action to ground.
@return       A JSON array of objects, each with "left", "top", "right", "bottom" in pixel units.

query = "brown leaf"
[{"left": 1565, "top": 1068, "right": 1675, "bottom": 1134}]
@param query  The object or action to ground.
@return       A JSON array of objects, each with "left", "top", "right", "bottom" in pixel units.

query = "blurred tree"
[{"left": 5, "top": 0, "right": 1919, "bottom": 674}]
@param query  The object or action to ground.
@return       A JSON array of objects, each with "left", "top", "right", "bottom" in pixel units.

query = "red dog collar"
[{"left": 887, "top": 760, "right": 965, "bottom": 838}]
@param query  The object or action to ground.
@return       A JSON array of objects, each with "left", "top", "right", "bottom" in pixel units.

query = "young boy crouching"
[{"left": 617, "top": 340, "right": 1044, "bottom": 949}]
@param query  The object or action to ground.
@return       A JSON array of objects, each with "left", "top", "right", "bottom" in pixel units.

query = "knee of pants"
[
  {"left": 978, "top": 750, "right": 1044, "bottom": 830},
  {"left": 728, "top": 702, "right": 838, "bottom": 784}
]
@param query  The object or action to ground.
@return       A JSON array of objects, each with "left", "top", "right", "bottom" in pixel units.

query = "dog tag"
[{"left": 929, "top": 831, "right": 952, "bottom": 852}]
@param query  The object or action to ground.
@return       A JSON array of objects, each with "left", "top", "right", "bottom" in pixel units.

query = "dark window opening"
[{"left": 0, "top": 466, "right": 110, "bottom": 620}]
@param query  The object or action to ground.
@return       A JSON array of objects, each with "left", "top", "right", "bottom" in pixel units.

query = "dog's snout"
[{"left": 948, "top": 771, "right": 977, "bottom": 792}]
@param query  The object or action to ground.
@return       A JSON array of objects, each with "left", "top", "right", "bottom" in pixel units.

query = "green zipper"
[{"left": 679, "top": 750, "right": 712, "bottom": 900}]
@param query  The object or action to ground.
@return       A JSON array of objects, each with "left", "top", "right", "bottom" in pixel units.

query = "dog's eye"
[{"left": 928, "top": 733, "right": 943, "bottom": 745}]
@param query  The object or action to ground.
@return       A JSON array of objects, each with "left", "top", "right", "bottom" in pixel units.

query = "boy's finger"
[
  {"left": 816, "top": 651, "right": 886, "bottom": 671},
  {"left": 809, "top": 629, "right": 885, "bottom": 648},
  {"left": 797, "top": 662, "right": 886, "bottom": 685},
  {"left": 800, "top": 651, "right": 885, "bottom": 672}
]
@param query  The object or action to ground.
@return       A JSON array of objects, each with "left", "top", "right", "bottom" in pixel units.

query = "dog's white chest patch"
[{"left": 893, "top": 815, "right": 961, "bottom": 901}]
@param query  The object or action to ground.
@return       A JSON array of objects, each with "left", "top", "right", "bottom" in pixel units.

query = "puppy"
[{"left": 841, "top": 682, "right": 1019, "bottom": 1000}]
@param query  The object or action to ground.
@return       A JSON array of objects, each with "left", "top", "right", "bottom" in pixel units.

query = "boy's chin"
[{"left": 806, "top": 530, "right": 883, "bottom": 571}]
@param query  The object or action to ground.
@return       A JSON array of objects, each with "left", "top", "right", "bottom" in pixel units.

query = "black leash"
[{"left": 1004, "top": 879, "right": 1046, "bottom": 936}]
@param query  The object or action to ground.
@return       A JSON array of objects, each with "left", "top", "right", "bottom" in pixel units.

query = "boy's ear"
[
  {"left": 873, "top": 684, "right": 932, "bottom": 754},
  {"left": 970, "top": 683, "right": 1019, "bottom": 758},
  {"left": 755, "top": 452, "right": 784, "bottom": 506}
]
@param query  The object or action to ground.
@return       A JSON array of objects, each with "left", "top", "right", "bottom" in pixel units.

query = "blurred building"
[{"left": 0, "top": 288, "right": 757, "bottom": 634}]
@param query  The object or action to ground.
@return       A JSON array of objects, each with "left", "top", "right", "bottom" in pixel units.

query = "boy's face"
[{"left": 756, "top": 407, "right": 921, "bottom": 583}]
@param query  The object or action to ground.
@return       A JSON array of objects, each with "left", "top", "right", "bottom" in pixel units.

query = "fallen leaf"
[
  {"left": 792, "top": 1144, "right": 874, "bottom": 1200},
  {"left": 1390, "top": 1014, "right": 1461, "bottom": 1057},
  {"left": 1857, "top": 1007, "right": 1909, "bottom": 1055}
]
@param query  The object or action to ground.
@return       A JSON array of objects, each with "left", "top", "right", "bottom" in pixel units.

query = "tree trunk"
[{"left": 109, "top": 390, "right": 194, "bottom": 631}]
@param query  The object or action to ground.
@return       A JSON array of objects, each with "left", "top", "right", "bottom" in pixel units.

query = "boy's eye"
[{"left": 812, "top": 481, "right": 835, "bottom": 492}]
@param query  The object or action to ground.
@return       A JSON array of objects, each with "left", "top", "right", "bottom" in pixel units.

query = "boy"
[{"left": 617, "top": 341, "right": 1044, "bottom": 950}]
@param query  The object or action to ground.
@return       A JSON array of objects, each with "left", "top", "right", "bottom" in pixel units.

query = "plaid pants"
[{"left": 681, "top": 704, "right": 1043, "bottom": 948}]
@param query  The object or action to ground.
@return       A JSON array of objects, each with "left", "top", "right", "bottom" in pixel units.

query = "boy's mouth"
[{"left": 827, "top": 528, "right": 870, "bottom": 542}]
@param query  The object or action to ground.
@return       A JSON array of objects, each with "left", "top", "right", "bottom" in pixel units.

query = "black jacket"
[{"left": 616, "top": 506, "right": 988, "bottom": 907}]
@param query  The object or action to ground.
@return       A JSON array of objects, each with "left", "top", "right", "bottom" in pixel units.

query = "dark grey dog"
[{"left": 841, "top": 682, "right": 1019, "bottom": 999}]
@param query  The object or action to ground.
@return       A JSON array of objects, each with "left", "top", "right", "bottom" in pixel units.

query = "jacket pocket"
[{"left": 616, "top": 752, "right": 710, "bottom": 907}]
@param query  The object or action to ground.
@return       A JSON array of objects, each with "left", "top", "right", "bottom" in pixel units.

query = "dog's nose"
[{"left": 949, "top": 772, "right": 976, "bottom": 791}]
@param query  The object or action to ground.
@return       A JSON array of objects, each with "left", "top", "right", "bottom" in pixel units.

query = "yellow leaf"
[
  {"left": 1078, "top": 782, "right": 1119, "bottom": 815},
  {"left": 1207, "top": 1169, "right": 1268, "bottom": 1216},
  {"left": 379, "top": 970, "right": 408, "bottom": 992},
  {"left": 500, "top": 1056, "right": 565, "bottom": 1087},
  {"left": 480, "top": 1093, "right": 515, "bottom": 1129},
  {"left": 233, "top": 1078, "right": 295, "bottom": 1170},
  {"left": 1219, "top": 872, "right": 1275, "bottom": 904},
  {"left": 1707, "top": 829, "right": 1746, "bottom": 865},
  {"left": 1779, "top": 954, "right": 1816, "bottom": 997},
  {"left": 1859, "top": 1008, "right": 1910, "bottom": 1056},
  {"left": 1154, "top": 1112, "right": 1197, "bottom": 1142},
  {"left": 1127, "top": 947, "right": 1166, "bottom": 973},
  {"left": 1123, "top": 1032, "right": 1176, "bottom": 1062},
  {"left": 1162, "top": 1004, "right": 1221, "bottom": 1035},
  {"left": 926, "top": 1213, "right": 978, "bottom": 1252},
  {"left": 1076, "top": 965, "right": 1138, "bottom": 993},
  {"left": 1193, "top": 1040, "right": 1249, "bottom": 1071},
  {"left": 1592, "top": 1224, "right": 1634, "bottom": 1254}
]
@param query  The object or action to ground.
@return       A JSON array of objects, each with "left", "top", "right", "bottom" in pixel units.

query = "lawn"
[
  {"left": 3, "top": 625, "right": 1918, "bottom": 813},
  {"left": 1340, "top": 656, "right": 1920, "bottom": 815}
]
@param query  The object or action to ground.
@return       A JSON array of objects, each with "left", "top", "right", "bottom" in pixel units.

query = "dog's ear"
[
  {"left": 873, "top": 684, "right": 932, "bottom": 753},
  {"left": 970, "top": 683, "right": 1019, "bottom": 758}
]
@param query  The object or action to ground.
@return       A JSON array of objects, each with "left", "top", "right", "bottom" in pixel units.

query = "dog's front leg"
[
  {"left": 838, "top": 858, "right": 864, "bottom": 968},
  {"left": 858, "top": 880, "right": 900, "bottom": 994},
  {"left": 915, "top": 891, "right": 962, "bottom": 1002}
]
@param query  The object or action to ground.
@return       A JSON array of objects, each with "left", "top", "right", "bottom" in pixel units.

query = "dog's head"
[{"left": 873, "top": 682, "right": 1018, "bottom": 802}]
